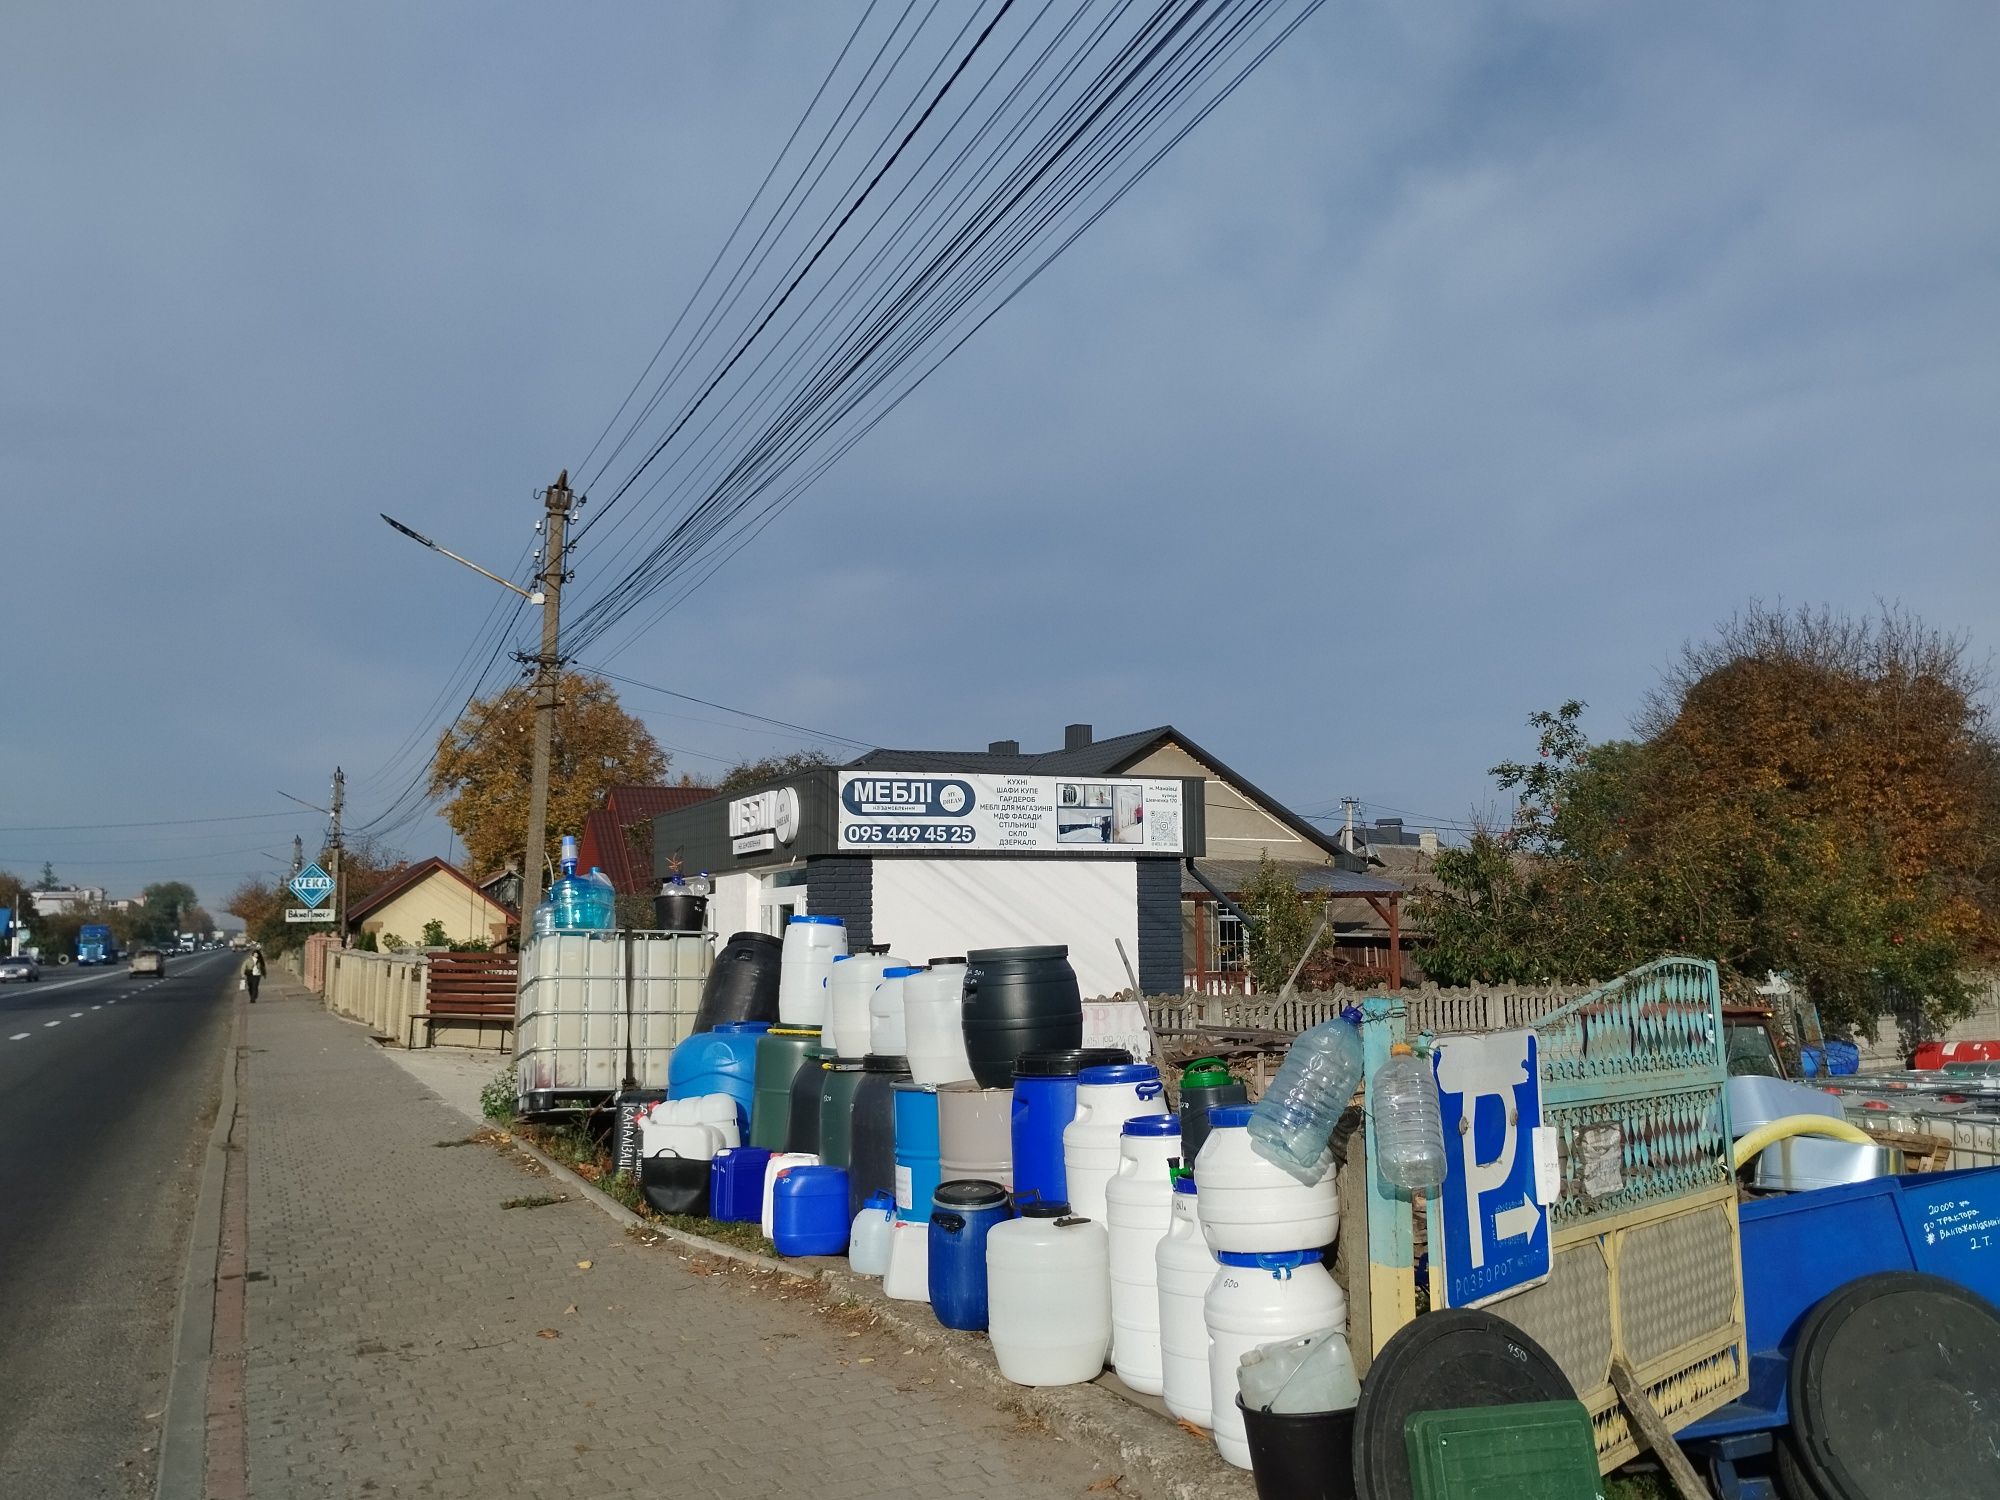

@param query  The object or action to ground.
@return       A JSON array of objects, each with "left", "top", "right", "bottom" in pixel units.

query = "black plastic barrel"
[
  {"left": 751, "top": 1029, "right": 820, "bottom": 1151},
  {"left": 962, "top": 946, "right": 1083, "bottom": 1089},
  {"left": 1178, "top": 1058, "right": 1249, "bottom": 1165},
  {"left": 1238, "top": 1397, "right": 1357, "bottom": 1500},
  {"left": 786, "top": 1060, "right": 825, "bottom": 1154},
  {"left": 653, "top": 885, "right": 707, "bottom": 933},
  {"left": 818, "top": 1059, "right": 865, "bottom": 1169},
  {"left": 848, "top": 1054, "right": 911, "bottom": 1218},
  {"left": 693, "top": 931, "right": 783, "bottom": 1033}
]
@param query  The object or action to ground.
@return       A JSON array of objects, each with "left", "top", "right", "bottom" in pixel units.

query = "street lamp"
[{"left": 380, "top": 515, "right": 546, "bottom": 604}]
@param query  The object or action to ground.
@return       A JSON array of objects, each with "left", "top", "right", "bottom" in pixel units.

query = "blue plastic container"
[
  {"left": 929, "top": 1179, "right": 1013, "bottom": 1330},
  {"left": 709, "top": 1145, "right": 771, "bottom": 1223},
  {"left": 1011, "top": 1047, "right": 1132, "bottom": 1208},
  {"left": 773, "top": 1164, "right": 851, "bottom": 1256},
  {"left": 893, "top": 1081, "right": 941, "bottom": 1225},
  {"left": 667, "top": 1021, "right": 774, "bottom": 1134}
]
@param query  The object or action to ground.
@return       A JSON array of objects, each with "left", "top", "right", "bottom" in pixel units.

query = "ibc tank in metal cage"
[{"left": 514, "top": 930, "right": 712, "bottom": 1117}]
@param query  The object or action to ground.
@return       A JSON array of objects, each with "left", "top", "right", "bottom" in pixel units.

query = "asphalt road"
[{"left": 0, "top": 949, "right": 237, "bottom": 1498}]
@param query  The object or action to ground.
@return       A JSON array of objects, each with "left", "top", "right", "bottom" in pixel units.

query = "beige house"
[{"left": 344, "top": 858, "right": 510, "bottom": 949}]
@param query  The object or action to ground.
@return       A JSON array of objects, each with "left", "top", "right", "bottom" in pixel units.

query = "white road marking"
[
  {"left": 70, "top": 1011, "right": 83, "bottom": 1018},
  {"left": 8, "top": 1033, "right": 28, "bottom": 1042},
  {"left": 44, "top": 1020, "right": 60, "bottom": 1028},
  {"left": 92, "top": 1005, "right": 101, "bottom": 1010}
]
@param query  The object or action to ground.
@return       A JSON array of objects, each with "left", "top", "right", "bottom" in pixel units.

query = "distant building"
[
  {"left": 578, "top": 784, "right": 717, "bottom": 896},
  {"left": 28, "top": 885, "right": 107, "bottom": 917},
  {"left": 342, "top": 858, "right": 511, "bottom": 948}
]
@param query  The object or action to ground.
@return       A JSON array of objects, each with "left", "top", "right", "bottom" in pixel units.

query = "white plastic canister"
[
  {"left": 640, "top": 1094, "right": 742, "bottom": 1161},
  {"left": 986, "top": 1205, "right": 1112, "bottom": 1387},
  {"left": 1104, "top": 1116, "right": 1182, "bottom": 1393},
  {"left": 1205, "top": 1250, "right": 1346, "bottom": 1469},
  {"left": 1062, "top": 1064, "right": 1168, "bottom": 1223},
  {"left": 778, "top": 914, "right": 846, "bottom": 1026},
  {"left": 760, "top": 1152, "right": 819, "bottom": 1241},
  {"left": 903, "top": 960, "right": 974, "bottom": 1087},
  {"left": 1156, "top": 1179, "right": 1220, "bottom": 1428},
  {"left": 849, "top": 1192, "right": 897, "bottom": 1277},
  {"left": 827, "top": 951, "right": 902, "bottom": 1060},
  {"left": 1194, "top": 1104, "right": 1337, "bottom": 1255},
  {"left": 882, "top": 1216, "right": 932, "bottom": 1304},
  {"left": 869, "top": 966, "right": 922, "bottom": 1057}
]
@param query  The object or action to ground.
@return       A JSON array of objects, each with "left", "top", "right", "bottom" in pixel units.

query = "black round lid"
[
  {"left": 726, "top": 930, "right": 783, "bottom": 949},
  {"left": 1351, "top": 1309, "right": 1575, "bottom": 1500},
  {"left": 1018, "top": 1200, "right": 1073, "bottom": 1218},
  {"left": 928, "top": 956, "right": 966, "bottom": 966},
  {"left": 1789, "top": 1271, "right": 2000, "bottom": 1500},
  {"left": 862, "top": 942, "right": 892, "bottom": 955},
  {"left": 1013, "top": 1046, "right": 1134, "bottom": 1078},
  {"left": 932, "top": 1178, "right": 1009, "bottom": 1209},
  {"left": 862, "top": 1053, "right": 912, "bottom": 1075},
  {"left": 967, "top": 944, "right": 1069, "bottom": 963}
]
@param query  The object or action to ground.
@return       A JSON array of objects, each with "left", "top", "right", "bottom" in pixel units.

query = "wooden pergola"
[{"left": 1183, "top": 860, "right": 1406, "bottom": 993}]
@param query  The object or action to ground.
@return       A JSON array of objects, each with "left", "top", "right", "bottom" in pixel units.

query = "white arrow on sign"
[{"left": 1494, "top": 1193, "right": 1541, "bottom": 1244}]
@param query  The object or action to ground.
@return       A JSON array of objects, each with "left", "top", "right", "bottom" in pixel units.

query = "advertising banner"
[{"left": 836, "top": 772, "right": 1187, "bottom": 854}]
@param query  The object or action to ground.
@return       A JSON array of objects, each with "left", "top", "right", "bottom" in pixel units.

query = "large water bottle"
[
  {"left": 583, "top": 866, "right": 617, "bottom": 930},
  {"left": 1246, "top": 1011, "right": 1365, "bottom": 1186},
  {"left": 549, "top": 835, "right": 591, "bottom": 931},
  {"left": 1374, "top": 1042, "right": 1447, "bottom": 1190}
]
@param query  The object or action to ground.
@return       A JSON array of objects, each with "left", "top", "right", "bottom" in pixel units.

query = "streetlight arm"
[{"left": 380, "top": 514, "right": 547, "bottom": 604}]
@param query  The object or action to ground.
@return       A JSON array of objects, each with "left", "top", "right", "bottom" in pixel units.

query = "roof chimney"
[
  {"left": 1064, "top": 723, "right": 1093, "bottom": 751},
  {"left": 988, "top": 739, "right": 1020, "bottom": 756}
]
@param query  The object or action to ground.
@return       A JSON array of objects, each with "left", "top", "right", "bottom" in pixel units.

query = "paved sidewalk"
[{"left": 243, "top": 977, "right": 1136, "bottom": 1499}]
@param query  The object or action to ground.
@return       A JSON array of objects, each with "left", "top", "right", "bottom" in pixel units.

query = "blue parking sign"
[{"left": 1431, "top": 1029, "right": 1551, "bottom": 1309}]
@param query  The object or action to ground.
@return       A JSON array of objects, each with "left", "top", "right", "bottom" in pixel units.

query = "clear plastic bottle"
[
  {"left": 1246, "top": 1011, "right": 1365, "bottom": 1187},
  {"left": 549, "top": 835, "right": 590, "bottom": 931},
  {"left": 1374, "top": 1041, "right": 1447, "bottom": 1190},
  {"left": 584, "top": 866, "right": 617, "bottom": 930}
]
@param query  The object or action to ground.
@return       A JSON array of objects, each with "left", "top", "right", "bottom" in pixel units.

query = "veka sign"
[
  {"left": 1431, "top": 1028, "right": 1552, "bottom": 1309},
  {"left": 288, "top": 863, "right": 335, "bottom": 909}
]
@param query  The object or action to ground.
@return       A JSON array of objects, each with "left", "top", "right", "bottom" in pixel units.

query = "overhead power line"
[{"left": 0, "top": 811, "right": 303, "bottom": 833}]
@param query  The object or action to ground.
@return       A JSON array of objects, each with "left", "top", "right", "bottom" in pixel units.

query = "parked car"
[
  {"left": 0, "top": 954, "right": 41, "bottom": 983},
  {"left": 129, "top": 949, "right": 166, "bottom": 977}
]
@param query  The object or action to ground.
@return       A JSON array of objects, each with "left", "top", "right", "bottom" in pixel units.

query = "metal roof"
[{"left": 1180, "top": 858, "right": 1405, "bottom": 899}]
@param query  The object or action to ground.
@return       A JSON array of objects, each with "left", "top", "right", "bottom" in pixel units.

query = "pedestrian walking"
[{"left": 242, "top": 946, "right": 266, "bottom": 1003}]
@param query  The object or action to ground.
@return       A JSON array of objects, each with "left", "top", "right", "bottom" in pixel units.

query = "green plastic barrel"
[{"left": 750, "top": 1027, "right": 822, "bottom": 1151}]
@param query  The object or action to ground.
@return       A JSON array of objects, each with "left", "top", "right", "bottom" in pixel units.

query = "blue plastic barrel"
[
  {"left": 1010, "top": 1047, "right": 1132, "bottom": 1207},
  {"left": 709, "top": 1146, "right": 771, "bottom": 1223},
  {"left": 667, "top": 1021, "right": 773, "bottom": 1134},
  {"left": 928, "top": 1179, "right": 1012, "bottom": 1330},
  {"left": 893, "top": 1081, "right": 941, "bottom": 1225},
  {"left": 772, "top": 1165, "right": 851, "bottom": 1257}
]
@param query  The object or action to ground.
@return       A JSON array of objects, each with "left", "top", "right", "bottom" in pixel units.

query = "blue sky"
[{"left": 3, "top": 3, "right": 1995, "bottom": 913}]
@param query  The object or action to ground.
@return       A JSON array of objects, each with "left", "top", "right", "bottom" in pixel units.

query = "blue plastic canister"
[
  {"left": 709, "top": 1145, "right": 772, "bottom": 1223},
  {"left": 893, "top": 1081, "right": 941, "bottom": 1225},
  {"left": 667, "top": 1021, "right": 774, "bottom": 1134},
  {"left": 773, "top": 1164, "right": 851, "bottom": 1257},
  {"left": 928, "top": 1179, "right": 1013, "bottom": 1330},
  {"left": 1011, "top": 1048, "right": 1133, "bottom": 1208}
]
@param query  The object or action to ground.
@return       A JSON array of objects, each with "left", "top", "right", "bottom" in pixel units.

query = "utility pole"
[
  {"left": 520, "top": 472, "right": 574, "bottom": 915},
  {"left": 291, "top": 835, "right": 304, "bottom": 878},
  {"left": 329, "top": 767, "right": 345, "bottom": 940}
]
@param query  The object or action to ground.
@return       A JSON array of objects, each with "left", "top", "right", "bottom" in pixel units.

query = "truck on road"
[{"left": 77, "top": 923, "right": 117, "bottom": 966}]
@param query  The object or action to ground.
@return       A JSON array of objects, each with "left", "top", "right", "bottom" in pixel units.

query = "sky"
[{"left": 3, "top": 2, "right": 1995, "bottom": 917}]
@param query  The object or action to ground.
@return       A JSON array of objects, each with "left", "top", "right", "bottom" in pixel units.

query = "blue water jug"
[
  {"left": 1011, "top": 1047, "right": 1133, "bottom": 1208},
  {"left": 773, "top": 1165, "right": 851, "bottom": 1256},
  {"left": 709, "top": 1146, "right": 771, "bottom": 1223},
  {"left": 893, "top": 1081, "right": 941, "bottom": 1225},
  {"left": 928, "top": 1179, "right": 1012, "bottom": 1330},
  {"left": 667, "top": 1021, "right": 773, "bottom": 1134}
]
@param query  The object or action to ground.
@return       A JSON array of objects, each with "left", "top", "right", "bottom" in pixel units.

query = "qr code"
[{"left": 1152, "top": 811, "right": 1180, "bottom": 847}]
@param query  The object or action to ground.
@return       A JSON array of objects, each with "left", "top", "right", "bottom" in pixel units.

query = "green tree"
[
  {"left": 1238, "top": 854, "right": 1329, "bottom": 996},
  {"left": 713, "top": 748, "right": 835, "bottom": 796},
  {"left": 421, "top": 919, "right": 448, "bottom": 948},
  {"left": 36, "top": 862, "right": 58, "bottom": 890}
]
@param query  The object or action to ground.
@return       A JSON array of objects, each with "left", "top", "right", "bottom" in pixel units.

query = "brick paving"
[{"left": 243, "top": 977, "right": 1135, "bottom": 1499}]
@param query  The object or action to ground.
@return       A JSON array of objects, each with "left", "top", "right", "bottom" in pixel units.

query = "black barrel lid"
[
  {"left": 932, "top": 1178, "right": 1009, "bottom": 1210},
  {"left": 1351, "top": 1309, "right": 1575, "bottom": 1500},
  {"left": 862, "top": 942, "right": 892, "bottom": 955},
  {"left": 1013, "top": 1046, "right": 1134, "bottom": 1078},
  {"left": 967, "top": 944, "right": 1069, "bottom": 963},
  {"left": 724, "top": 930, "right": 783, "bottom": 950},
  {"left": 928, "top": 956, "right": 966, "bottom": 966},
  {"left": 1017, "top": 1199, "right": 1073, "bottom": 1218},
  {"left": 1789, "top": 1271, "right": 2000, "bottom": 1500},
  {"left": 862, "top": 1054, "right": 912, "bottom": 1075}
]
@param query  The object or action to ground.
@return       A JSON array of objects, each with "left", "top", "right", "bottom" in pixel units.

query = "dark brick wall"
[
  {"left": 1135, "top": 857, "right": 1183, "bottom": 996},
  {"left": 806, "top": 858, "right": 873, "bottom": 948}
]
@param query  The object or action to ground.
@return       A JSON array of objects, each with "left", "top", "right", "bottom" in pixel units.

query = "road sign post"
[{"left": 1431, "top": 1028, "right": 1553, "bottom": 1309}]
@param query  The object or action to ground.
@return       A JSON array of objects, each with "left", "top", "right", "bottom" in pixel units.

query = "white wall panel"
[{"left": 870, "top": 859, "right": 1139, "bottom": 1000}]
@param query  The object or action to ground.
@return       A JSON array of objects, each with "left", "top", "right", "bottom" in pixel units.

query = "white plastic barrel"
[
  {"left": 760, "top": 1151, "right": 819, "bottom": 1240},
  {"left": 1194, "top": 1104, "right": 1337, "bottom": 1255},
  {"left": 1105, "top": 1118, "right": 1182, "bottom": 1394},
  {"left": 778, "top": 914, "right": 846, "bottom": 1026},
  {"left": 1205, "top": 1250, "right": 1346, "bottom": 1469},
  {"left": 827, "top": 952, "right": 901, "bottom": 1060},
  {"left": 1062, "top": 1064, "right": 1169, "bottom": 1223},
  {"left": 1156, "top": 1179, "right": 1220, "bottom": 1427},
  {"left": 869, "top": 966, "right": 922, "bottom": 1057},
  {"left": 903, "top": 961, "right": 974, "bottom": 1087},
  {"left": 986, "top": 1206, "right": 1112, "bottom": 1386}
]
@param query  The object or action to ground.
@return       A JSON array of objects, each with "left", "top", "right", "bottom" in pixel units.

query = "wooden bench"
[{"left": 408, "top": 953, "right": 519, "bottom": 1049}]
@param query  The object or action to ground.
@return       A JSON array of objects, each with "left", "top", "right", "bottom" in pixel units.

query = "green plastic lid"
[
  {"left": 1403, "top": 1401, "right": 1603, "bottom": 1500},
  {"left": 1181, "top": 1057, "right": 1233, "bottom": 1088}
]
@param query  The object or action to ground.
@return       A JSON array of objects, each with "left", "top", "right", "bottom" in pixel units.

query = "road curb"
[
  {"left": 154, "top": 992, "right": 244, "bottom": 1500},
  {"left": 510, "top": 1133, "right": 1253, "bottom": 1500}
]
